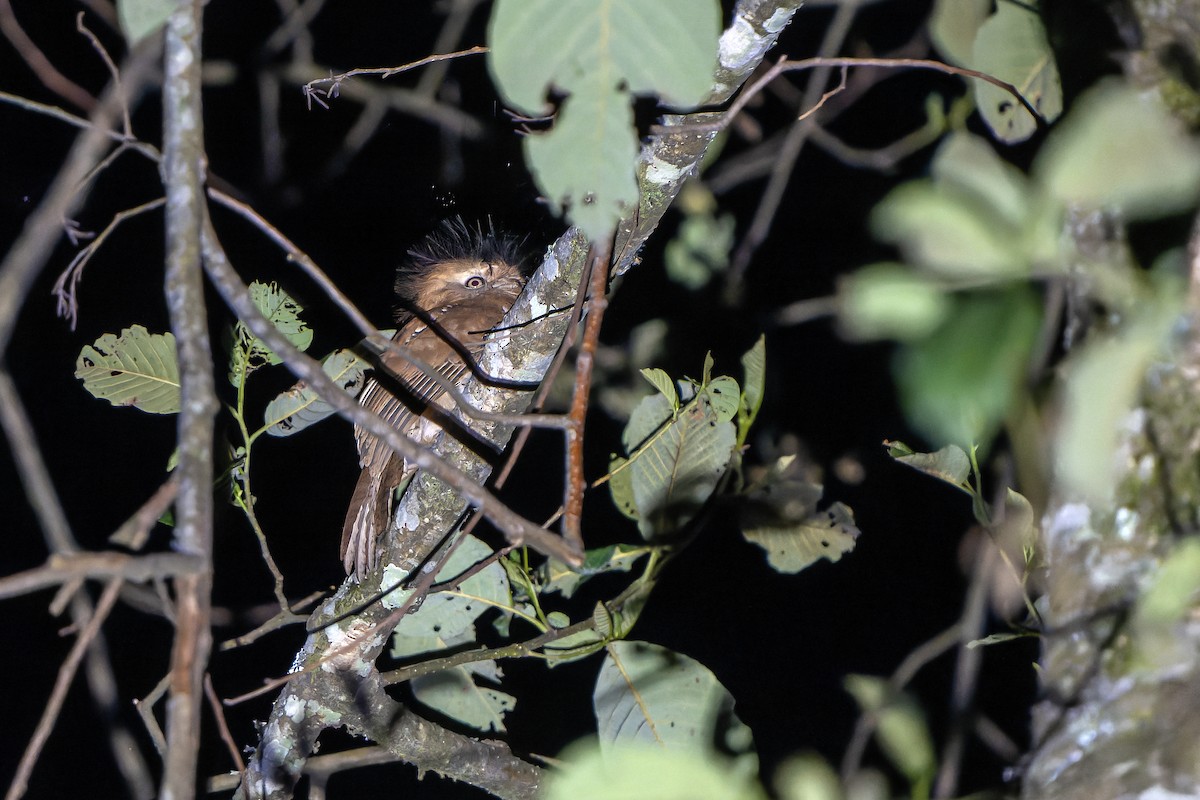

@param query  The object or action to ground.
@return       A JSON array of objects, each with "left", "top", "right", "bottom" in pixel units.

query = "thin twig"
[
  {"left": 563, "top": 242, "right": 612, "bottom": 551},
  {"left": 204, "top": 674, "right": 246, "bottom": 776},
  {"left": 0, "top": 552, "right": 205, "bottom": 600},
  {"left": 302, "top": 45, "right": 487, "bottom": 106},
  {"left": 75, "top": 13, "right": 130, "bottom": 135},
  {"left": 5, "top": 578, "right": 123, "bottom": 800},
  {"left": 0, "top": 0, "right": 96, "bottom": 111}
]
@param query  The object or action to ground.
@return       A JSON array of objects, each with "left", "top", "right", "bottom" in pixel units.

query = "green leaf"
[
  {"left": 488, "top": 0, "right": 720, "bottom": 240},
  {"left": 664, "top": 211, "right": 736, "bottom": 290},
  {"left": 382, "top": 534, "right": 510, "bottom": 638},
  {"left": 872, "top": 180, "right": 1028, "bottom": 280},
  {"left": 545, "top": 740, "right": 767, "bottom": 800},
  {"left": 229, "top": 281, "right": 312, "bottom": 388},
  {"left": 1035, "top": 78, "right": 1200, "bottom": 220},
  {"left": 76, "top": 325, "right": 180, "bottom": 414},
  {"left": 837, "top": 263, "right": 952, "bottom": 342},
  {"left": 888, "top": 443, "right": 972, "bottom": 490},
  {"left": 773, "top": 753, "right": 841, "bottom": 800},
  {"left": 541, "top": 544, "right": 650, "bottom": 599},
  {"left": 742, "top": 497, "right": 859, "bottom": 574},
  {"left": 932, "top": 132, "right": 1034, "bottom": 229},
  {"left": 614, "top": 381, "right": 738, "bottom": 538},
  {"left": 929, "top": 0, "right": 991, "bottom": 68},
  {"left": 894, "top": 288, "right": 1041, "bottom": 448},
  {"left": 844, "top": 675, "right": 936, "bottom": 786},
  {"left": 488, "top": 0, "right": 719, "bottom": 113},
  {"left": 972, "top": 2, "right": 1063, "bottom": 143},
  {"left": 264, "top": 348, "right": 369, "bottom": 436},
  {"left": 737, "top": 335, "right": 766, "bottom": 446},
  {"left": 595, "top": 642, "right": 751, "bottom": 759},
  {"left": 639, "top": 368, "right": 679, "bottom": 409},
  {"left": 117, "top": 0, "right": 173, "bottom": 45}
]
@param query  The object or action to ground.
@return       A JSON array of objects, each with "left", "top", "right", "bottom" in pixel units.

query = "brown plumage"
[{"left": 341, "top": 221, "right": 527, "bottom": 578}]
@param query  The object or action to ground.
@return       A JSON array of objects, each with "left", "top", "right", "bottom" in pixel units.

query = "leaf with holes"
[
  {"left": 229, "top": 281, "right": 312, "bottom": 388},
  {"left": 594, "top": 641, "right": 752, "bottom": 758},
  {"left": 76, "top": 325, "right": 180, "bottom": 414},
  {"left": 264, "top": 348, "right": 370, "bottom": 436},
  {"left": 972, "top": 2, "right": 1062, "bottom": 143}
]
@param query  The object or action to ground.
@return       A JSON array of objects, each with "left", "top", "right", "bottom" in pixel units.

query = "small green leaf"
[
  {"left": 541, "top": 544, "right": 650, "bottom": 599},
  {"left": 742, "top": 499, "right": 859, "bottom": 574},
  {"left": 705, "top": 376, "right": 740, "bottom": 423},
  {"left": 640, "top": 368, "right": 679, "bottom": 409},
  {"left": 117, "top": 0, "right": 173, "bottom": 45},
  {"left": 76, "top": 326, "right": 180, "bottom": 414},
  {"left": 929, "top": 0, "right": 991, "bottom": 68},
  {"left": 739, "top": 336, "right": 766, "bottom": 438},
  {"left": 665, "top": 211, "right": 735, "bottom": 289},
  {"left": 888, "top": 443, "right": 972, "bottom": 490},
  {"left": 972, "top": 2, "right": 1062, "bottom": 143},
  {"left": 230, "top": 281, "right": 312, "bottom": 388}
]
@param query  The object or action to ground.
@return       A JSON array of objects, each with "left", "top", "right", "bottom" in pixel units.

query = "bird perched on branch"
[{"left": 342, "top": 220, "right": 527, "bottom": 579}]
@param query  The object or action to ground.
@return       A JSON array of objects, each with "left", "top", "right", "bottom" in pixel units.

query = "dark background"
[{"left": 0, "top": 1, "right": 1121, "bottom": 797}]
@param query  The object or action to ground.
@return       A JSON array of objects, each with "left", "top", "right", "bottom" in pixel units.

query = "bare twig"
[
  {"left": 5, "top": 578, "right": 123, "bottom": 800},
  {"left": 563, "top": 242, "right": 612, "bottom": 551},
  {"left": 204, "top": 674, "right": 246, "bottom": 776},
  {"left": 0, "top": 0, "right": 96, "bottom": 112},
  {"left": 302, "top": 45, "right": 487, "bottom": 106},
  {"left": 75, "top": 13, "right": 130, "bottom": 135},
  {"left": 0, "top": 552, "right": 204, "bottom": 600}
]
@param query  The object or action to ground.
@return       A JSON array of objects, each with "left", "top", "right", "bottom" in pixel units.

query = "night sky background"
[{"left": 0, "top": 1, "right": 1123, "bottom": 797}]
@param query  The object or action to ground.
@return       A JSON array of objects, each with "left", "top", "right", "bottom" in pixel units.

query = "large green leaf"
[
  {"left": 594, "top": 641, "right": 752, "bottom": 760},
  {"left": 1035, "top": 78, "right": 1200, "bottom": 220},
  {"left": 837, "top": 263, "right": 951, "bottom": 342},
  {"left": 610, "top": 377, "right": 739, "bottom": 539},
  {"left": 76, "top": 325, "right": 180, "bottom": 414},
  {"left": 488, "top": 0, "right": 720, "bottom": 240},
  {"left": 972, "top": 2, "right": 1062, "bottom": 143}
]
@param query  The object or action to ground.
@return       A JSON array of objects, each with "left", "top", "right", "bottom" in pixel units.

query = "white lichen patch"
[
  {"left": 719, "top": 15, "right": 767, "bottom": 72},
  {"left": 764, "top": 7, "right": 791, "bottom": 32},
  {"left": 644, "top": 154, "right": 688, "bottom": 187}
]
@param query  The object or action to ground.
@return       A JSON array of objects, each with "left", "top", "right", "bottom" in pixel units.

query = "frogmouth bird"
[{"left": 342, "top": 220, "right": 527, "bottom": 579}]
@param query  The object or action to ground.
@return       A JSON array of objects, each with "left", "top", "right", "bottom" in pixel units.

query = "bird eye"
[{"left": 464, "top": 276, "right": 485, "bottom": 289}]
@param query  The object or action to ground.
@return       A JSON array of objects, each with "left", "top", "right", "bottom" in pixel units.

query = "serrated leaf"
[
  {"left": 117, "top": 0, "right": 173, "bottom": 45},
  {"left": 264, "top": 348, "right": 369, "bottom": 436},
  {"left": 615, "top": 383, "right": 737, "bottom": 538},
  {"left": 640, "top": 368, "right": 678, "bottom": 408},
  {"left": 76, "top": 326, "right": 180, "bottom": 414},
  {"left": 1035, "top": 78, "right": 1200, "bottom": 220},
  {"left": 972, "top": 2, "right": 1062, "bottom": 143},
  {"left": 889, "top": 443, "right": 972, "bottom": 490},
  {"left": 595, "top": 642, "right": 748, "bottom": 756},
  {"left": 894, "top": 288, "right": 1041, "bottom": 449},
  {"left": 230, "top": 282, "right": 312, "bottom": 388}
]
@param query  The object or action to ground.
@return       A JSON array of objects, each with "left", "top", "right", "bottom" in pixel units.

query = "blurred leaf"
[
  {"left": 264, "top": 348, "right": 369, "bottom": 436},
  {"left": 872, "top": 181, "right": 1028, "bottom": 280},
  {"left": 665, "top": 211, "right": 736, "bottom": 289},
  {"left": 894, "top": 288, "right": 1041, "bottom": 448},
  {"left": 929, "top": 0, "right": 991, "bottom": 67},
  {"left": 76, "top": 325, "right": 180, "bottom": 414},
  {"left": 837, "top": 263, "right": 951, "bottom": 341},
  {"left": 844, "top": 675, "right": 936, "bottom": 787},
  {"left": 742, "top": 498, "right": 859, "bottom": 574},
  {"left": 545, "top": 740, "right": 767, "bottom": 800},
  {"left": 932, "top": 132, "right": 1034, "bottom": 228},
  {"left": 117, "top": 0, "right": 173, "bottom": 45},
  {"left": 738, "top": 335, "right": 766, "bottom": 444},
  {"left": 972, "top": 2, "right": 1062, "bottom": 143},
  {"left": 1056, "top": 292, "right": 1179, "bottom": 502},
  {"left": 1036, "top": 78, "right": 1200, "bottom": 220},
  {"left": 887, "top": 442, "right": 971, "bottom": 491},
  {"left": 774, "top": 753, "right": 842, "bottom": 800}
]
